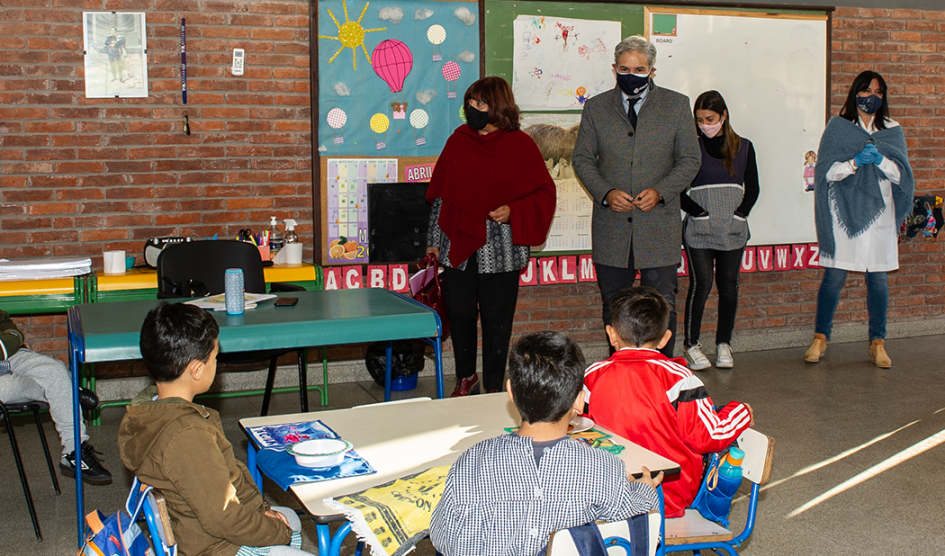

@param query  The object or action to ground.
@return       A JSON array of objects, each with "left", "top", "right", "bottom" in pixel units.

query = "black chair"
[
  {"left": 0, "top": 400, "right": 62, "bottom": 541},
  {"left": 156, "top": 240, "right": 308, "bottom": 416}
]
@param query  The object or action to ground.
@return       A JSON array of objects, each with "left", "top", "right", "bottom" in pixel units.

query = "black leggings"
[
  {"left": 441, "top": 256, "right": 520, "bottom": 392},
  {"left": 683, "top": 245, "right": 744, "bottom": 347}
]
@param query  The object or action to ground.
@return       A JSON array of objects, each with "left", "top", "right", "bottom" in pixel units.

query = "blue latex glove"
[
  {"left": 854, "top": 147, "right": 875, "bottom": 167},
  {"left": 865, "top": 143, "right": 884, "bottom": 165}
]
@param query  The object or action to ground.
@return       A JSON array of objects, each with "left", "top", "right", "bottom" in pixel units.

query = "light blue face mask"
[{"left": 856, "top": 94, "right": 882, "bottom": 115}]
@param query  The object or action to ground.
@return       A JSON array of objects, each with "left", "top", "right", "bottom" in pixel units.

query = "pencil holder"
[{"left": 225, "top": 268, "right": 244, "bottom": 315}]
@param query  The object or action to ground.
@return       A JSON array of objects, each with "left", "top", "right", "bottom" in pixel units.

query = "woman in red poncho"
[{"left": 426, "top": 77, "right": 555, "bottom": 397}]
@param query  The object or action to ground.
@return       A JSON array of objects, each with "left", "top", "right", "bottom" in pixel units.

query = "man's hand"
[
  {"left": 425, "top": 247, "right": 440, "bottom": 258},
  {"left": 265, "top": 509, "right": 290, "bottom": 529},
  {"left": 743, "top": 402, "right": 755, "bottom": 427},
  {"left": 631, "top": 466, "right": 664, "bottom": 491},
  {"left": 489, "top": 205, "right": 511, "bottom": 224},
  {"left": 605, "top": 190, "right": 636, "bottom": 213},
  {"left": 632, "top": 188, "right": 661, "bottom": 212}
]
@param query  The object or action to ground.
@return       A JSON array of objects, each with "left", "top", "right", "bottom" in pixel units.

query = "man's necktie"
[{"left": 627, "top": 97, "right": 640, "bottom": 129}]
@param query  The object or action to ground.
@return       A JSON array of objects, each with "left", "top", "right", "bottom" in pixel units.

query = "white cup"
[
  {"left": 103, "top": 250, "right": 126, "bottom": 275},
  {"left": 284, "top": 243, "right": 303, "bottom": 265}
]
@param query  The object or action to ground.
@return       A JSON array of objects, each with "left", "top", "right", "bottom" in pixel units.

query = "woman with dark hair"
[
  {"left": 680, "top": 90, "right": 759, "bottom": 371},
  {"left": 426, "top": 76, "right": 556, "bottom": 396},
  {"left": 805, "top": 70, "right": 914, "bottom": 368}
]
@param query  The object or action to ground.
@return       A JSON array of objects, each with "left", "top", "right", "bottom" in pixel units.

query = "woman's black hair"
[{"left": 839, "top": 70, "right": 889, "bottom": 130}]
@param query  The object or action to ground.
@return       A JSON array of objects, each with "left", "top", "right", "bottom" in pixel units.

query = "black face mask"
[
  {"left": 616, "top": 71, "right": 649, "bottom": 97},
  {"left": 856, "top": 94, "right": 882, "bottom": 115},
  {"left": 465, "top": 105, "right": 490, "bottom": 131}
]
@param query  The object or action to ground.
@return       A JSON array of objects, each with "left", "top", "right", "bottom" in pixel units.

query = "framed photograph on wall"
[{"left": 83, "top": 12, "right": 148, "bottom": 98}]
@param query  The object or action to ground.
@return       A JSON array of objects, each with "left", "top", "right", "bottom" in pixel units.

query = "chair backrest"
[
  {"left": 157, "top": 240, "right": 266, "bottom": 297},
  {"left": 134, "top": 479, "right": 177, "bottom": 556},
  {"left": 548, "top": 512, "right": 662, "bottom": 556},
  {"left": 736, "top": 428, "right": 775, "bottom": 485}
]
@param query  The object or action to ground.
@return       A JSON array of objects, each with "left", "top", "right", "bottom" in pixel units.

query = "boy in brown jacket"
[{"left": 118, "top": 302, "right": 311, "bottom": 556}]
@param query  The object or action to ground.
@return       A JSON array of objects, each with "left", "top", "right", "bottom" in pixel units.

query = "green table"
[{"left": 66, "top": 289, "right": 444, "bottom": 546}]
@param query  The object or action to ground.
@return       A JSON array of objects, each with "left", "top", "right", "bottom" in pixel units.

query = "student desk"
[
  {"left": 66, "top": 289, "right": 444, "bottom": 546},
  {"left": 0, "top": 275, "right": 88, "bottom": 315},
  {"left": 239, "top": 394, "right": 681, "bottom": 556},
  {"left": 88, "top": 263, "right": 323, "bottom": 303}
]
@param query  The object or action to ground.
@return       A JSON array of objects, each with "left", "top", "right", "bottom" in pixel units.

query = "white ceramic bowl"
[{"left": 286, "top": 438, "right": 353, "bottom": 468}]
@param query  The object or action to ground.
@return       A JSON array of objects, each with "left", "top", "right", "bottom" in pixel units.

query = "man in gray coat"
[{"left": 573, "top": 35, "right": 700, "bottom": 357}]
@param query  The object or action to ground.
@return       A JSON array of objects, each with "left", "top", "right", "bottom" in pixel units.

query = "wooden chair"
[
  {"left": 548, "top": 511, "right": 662, "bottom": 556},
  {"left": 661, "top": 429, "right": 775, "bottom": 556}
]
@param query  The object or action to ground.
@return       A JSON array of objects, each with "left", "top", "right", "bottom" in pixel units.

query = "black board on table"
[{"left": 367, "top": 182, "right": 432, "bottom": 264}]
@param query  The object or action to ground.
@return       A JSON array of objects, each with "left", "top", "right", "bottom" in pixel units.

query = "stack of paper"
[
  {"left": 0, "top": 257, "right": 93, "bottom": 281},
  {"left": 183, "top": 292, "right": 277, "bottom": 311}
]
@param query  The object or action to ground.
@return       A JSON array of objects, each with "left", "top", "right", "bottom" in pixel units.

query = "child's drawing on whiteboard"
[
  {"left": 575, "top": 86, "right": 587, "bottom": 106},
  {"left": 577, "top": 38, "right": 607, "bottom": 61},
  {"left": 555, "top": 22, "right": 577, "bottom": 53},
  {"left": 803, "top": 150, "right": 816, "bottom": 192}
]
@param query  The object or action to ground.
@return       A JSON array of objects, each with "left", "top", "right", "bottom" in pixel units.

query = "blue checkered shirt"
[{"left": 430, "top": 434, "right": 659, "bottom": 556}]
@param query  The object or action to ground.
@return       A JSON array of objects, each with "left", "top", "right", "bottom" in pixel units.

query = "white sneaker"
[
  {"left": 716, "top": 343, "right": 734, "bottom": 368},
  {"left": 686, "top": 343, "right": 711, "bottom": 371}
]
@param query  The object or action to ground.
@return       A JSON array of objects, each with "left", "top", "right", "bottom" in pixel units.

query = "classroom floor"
[{"left": 3, "top": 334, "right": 945, "bottom": 555}]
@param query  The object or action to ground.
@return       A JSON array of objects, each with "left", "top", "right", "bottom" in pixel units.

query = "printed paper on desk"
[
  {"left": 184, "top": 292, "right": 276, "bottom": 311},
  {"left": 247, "top": 420, "right": 339, "bottom": 449},
  {"left": 409, "top": 266, "right": 438, "bottom": 297}
]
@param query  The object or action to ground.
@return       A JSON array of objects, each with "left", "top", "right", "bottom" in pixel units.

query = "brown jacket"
[{"left": 117, "top": 386, "right": 291, "bottom": 556}]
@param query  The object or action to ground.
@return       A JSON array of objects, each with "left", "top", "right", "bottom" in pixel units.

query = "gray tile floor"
[{"left": 3, "top": 334, "right": 945, "bottom": 555}]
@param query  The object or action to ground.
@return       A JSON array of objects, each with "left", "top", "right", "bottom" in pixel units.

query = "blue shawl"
[{"left": 814, "top": 116, "right": 914, "bottom": 259}]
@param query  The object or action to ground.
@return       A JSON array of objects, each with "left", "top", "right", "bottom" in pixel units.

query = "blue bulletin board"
[{"left": 317, "top": 0, "right": 480, "bottom": 157}]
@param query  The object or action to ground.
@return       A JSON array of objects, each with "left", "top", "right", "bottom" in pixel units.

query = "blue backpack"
[{"left": 79, "top": 480, "right": 155, "bottom": 556}]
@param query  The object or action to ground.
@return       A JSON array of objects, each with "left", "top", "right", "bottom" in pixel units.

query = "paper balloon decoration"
[
  {"left": 427, "top": 24, "right": 446, "bottom": 61},
  {"left": 458, "top": 105, "right": 466, "bottom": 122},
  {"left": 372, "top": 39, "right": 413, "bottom": 94},
  {"left": 442, "top": 61, "right": 461, "bottom": 98},
  {"left": 409, "top": 109, "right": 429, "bottom": 129},
  {"left": 327, "top": 108, "right": 347, "bottom": 129},
  {"left": 369, "top": 113, "right": 390, "bottom": 133}
]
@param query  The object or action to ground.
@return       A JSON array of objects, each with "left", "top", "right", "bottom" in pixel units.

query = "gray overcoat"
[{"left": 573, "top": 82, "right": 701, "bottom": 269}]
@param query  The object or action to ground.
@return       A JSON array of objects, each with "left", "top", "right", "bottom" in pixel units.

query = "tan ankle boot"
[
  {"left": 804, "top": 333, "right": 828, "bottom": 363},
  {"left": 870, "top": 339, "right": 891, "bottom": 368}
]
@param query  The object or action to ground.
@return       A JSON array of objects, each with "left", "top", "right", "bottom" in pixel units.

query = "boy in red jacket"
[{"left": 583, "top": 287, "right": 753, "bottom": 517}]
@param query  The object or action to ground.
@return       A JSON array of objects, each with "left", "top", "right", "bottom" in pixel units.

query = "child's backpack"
[{"left": 78, "top": 479, "right": 155, "bottom": 556}]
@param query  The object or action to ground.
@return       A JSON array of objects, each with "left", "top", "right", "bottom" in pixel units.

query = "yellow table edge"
[
  {"left": 95, "top": 264, "right": 319, "bottom": 292},
  {"left": 0, "top": 277, "right": 76, "bottom": 296}
]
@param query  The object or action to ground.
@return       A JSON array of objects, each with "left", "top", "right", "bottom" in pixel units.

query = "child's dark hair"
[
  {"left": 140, "top": 302, "right": 219, "bottom": 383},
  {"left": 508, "top": 331, "right": 585, "bottom": 424},
  {"left": 610, "top": 287, "right": 671, "bottom": 347}
]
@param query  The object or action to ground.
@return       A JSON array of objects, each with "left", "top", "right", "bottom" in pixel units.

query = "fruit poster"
[{"left": 326, "top": 158, "right": 398, "bottom": 263}]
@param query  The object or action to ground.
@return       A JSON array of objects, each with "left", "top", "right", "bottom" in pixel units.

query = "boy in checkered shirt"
[{"left": 430, "top": 331, "right": 662, "bottom": 556}]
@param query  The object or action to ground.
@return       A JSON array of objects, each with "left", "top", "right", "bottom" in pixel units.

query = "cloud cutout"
[
  {"left": 457, "top": 50, "right": 476, "bottom": 63},
  {"left": 378, "top": 7, "right": 404, "bottom": 25},
  {"left": 454, "top": 6, "right": 476, "bottom": 26},
  {"left": 333, "top": 82, "right": 351, "bottom": 96},
  {"left": 415, "top": 7, "right": 433, "bottom": 20},
  {"left": 318, "top": 145, "right": 327, "bottom": 152},
  {"left": 415, "top": 89, "right": 438, "bottom": 105}
]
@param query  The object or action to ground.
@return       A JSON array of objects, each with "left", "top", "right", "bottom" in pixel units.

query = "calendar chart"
[{"left": 326, "top": 158, "right": 398, "bottom": 264}]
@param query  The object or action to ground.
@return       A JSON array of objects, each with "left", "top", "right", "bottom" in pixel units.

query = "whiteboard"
[{"left": 645, "top": 8, "right": 828, "bottom": 246}]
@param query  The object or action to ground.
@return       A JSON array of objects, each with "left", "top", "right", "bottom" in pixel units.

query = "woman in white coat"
[{"left": 805, "top": 71, "right": 914, "bottom": 368}]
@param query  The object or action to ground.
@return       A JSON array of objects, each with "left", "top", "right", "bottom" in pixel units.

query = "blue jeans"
[{"left": 814, "top": 267, "right": 888, "bottom": 342}]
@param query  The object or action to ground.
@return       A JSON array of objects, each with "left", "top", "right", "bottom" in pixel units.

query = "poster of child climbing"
[
  {"left": 317, "top": 0, "right": 479, "bottom": 157},
  {"left": 511, "top": 15, "right": 621, "bottom": 111}
]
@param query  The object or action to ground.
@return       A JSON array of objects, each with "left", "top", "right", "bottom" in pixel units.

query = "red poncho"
[{"left": 426, "top": 125, "right": 556, "bottom": 267}]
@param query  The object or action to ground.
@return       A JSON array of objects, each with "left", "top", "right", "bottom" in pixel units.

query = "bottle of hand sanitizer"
[
  {"left": 269, "top": 216, "right": 284, "bottom": 255},
  {"left": 283, "top": 219, "right": 299, "bottom": 244}
]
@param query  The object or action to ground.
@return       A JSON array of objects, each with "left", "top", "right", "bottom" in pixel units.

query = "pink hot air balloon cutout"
[
  {"left": 442, "top": 61, "right": 461, "bottom": 98},
  {"left": 372, "top": 39, "right": 413, "bottom": 94}
]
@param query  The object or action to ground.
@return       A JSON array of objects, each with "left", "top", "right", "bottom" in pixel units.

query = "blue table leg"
[
  {"left": 247, "top": 443, "right": 262, "bottom": 492},
  {"left": 434, "top": 337, "right": 444, "bottom": 399},
  {"left": 70, "top": 336, "right": 84, "bottom": 546},
  {"left": 657, "top": 485, "right": 666, "bottom": 556},
  {"left": 384, "top": 341, "right": 393, "bottom": 402},
  {"left": 316, "top": 522, "right": 331, "bottom": 556},
  {"left": 329, "top": 521, "right": 353, "bottom": 556}
]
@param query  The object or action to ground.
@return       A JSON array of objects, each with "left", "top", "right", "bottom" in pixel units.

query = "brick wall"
[{"left": 1, "top": 3, "right": 943, "bottom": 367}]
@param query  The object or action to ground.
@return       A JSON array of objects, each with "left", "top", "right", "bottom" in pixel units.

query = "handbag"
[
  {"left": 412, "top": 253, "right": 450, "bottom": 337},
  {"left": 79, "top": 479, "right": 155, "bottom": 556}
]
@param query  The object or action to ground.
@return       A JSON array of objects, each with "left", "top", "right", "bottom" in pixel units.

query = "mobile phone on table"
[{"left": 274, "top": 297, "right": 299, "bottom": 307}]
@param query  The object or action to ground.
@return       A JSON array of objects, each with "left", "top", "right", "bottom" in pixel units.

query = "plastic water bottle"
[
  {"left": 269, "top": 216, "right": 284, "bottom": 256},
  {"left": 225, "top": 268, "right": 244, "bottom": 315},
  {"left": 706, "top": 447, "right": 744, "bottom": 520},
  {"left": 283, "top": 219, "right": 298, "bottom": 244}
]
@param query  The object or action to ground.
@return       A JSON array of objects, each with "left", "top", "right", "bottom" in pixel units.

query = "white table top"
[{"left": 239, "top": 394, "right": 680, "bottom": 520}]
